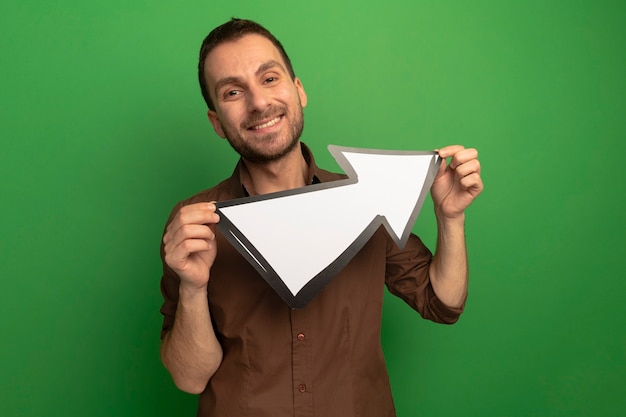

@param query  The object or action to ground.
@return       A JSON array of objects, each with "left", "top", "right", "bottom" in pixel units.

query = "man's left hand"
[{"left": 431, "top": 145, "right": 483, "bottom": 220}]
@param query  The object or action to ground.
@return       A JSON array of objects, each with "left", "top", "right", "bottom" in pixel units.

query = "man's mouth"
[{"left": 249, "top": 116, "right": 282, "bottom": 130}]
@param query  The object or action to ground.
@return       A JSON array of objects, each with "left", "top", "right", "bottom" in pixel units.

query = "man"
[{"left": 160, "top": 18, "right": 483, "bottom": 417}]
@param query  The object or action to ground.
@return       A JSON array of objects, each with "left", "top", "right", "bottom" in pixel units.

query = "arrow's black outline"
[{"left": 216, "top": 145, "right": 441, "bottom": 309}]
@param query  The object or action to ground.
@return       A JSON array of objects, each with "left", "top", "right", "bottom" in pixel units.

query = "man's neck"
[{"left": 240, "top": 143, "right": 309, "bottom": 196}]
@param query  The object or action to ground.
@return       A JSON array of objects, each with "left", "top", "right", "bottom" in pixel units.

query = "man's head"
[
  {"left": 198, "top": 18, "right": 307, "bottom": 163},
  {"left": 198, "top": 18, "right": 296, "bottom": 111}
]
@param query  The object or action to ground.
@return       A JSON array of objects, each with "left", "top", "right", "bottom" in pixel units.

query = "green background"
[{"left": 2, "top": 0, "right": 625, "bottom": 416}]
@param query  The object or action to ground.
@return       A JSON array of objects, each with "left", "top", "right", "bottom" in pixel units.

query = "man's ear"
[
  {"left": 207, "top": 110, "right": 226, "bottom": 138},
  {"left": 294, "top": 77, "right": 308, "bottom": 108}
]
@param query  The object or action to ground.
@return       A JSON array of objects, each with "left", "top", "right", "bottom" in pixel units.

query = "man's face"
[{"left": 203, "top": 34, "right": 308, "bottom": 163}]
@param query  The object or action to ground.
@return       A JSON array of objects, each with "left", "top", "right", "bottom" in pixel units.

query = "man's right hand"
[{"left": 163, "top": 202, "right": 220, "bottom": 290}]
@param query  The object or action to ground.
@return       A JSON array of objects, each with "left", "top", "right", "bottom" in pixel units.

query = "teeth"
[{"left": 252, "top": 116, "right": 280, "bottom": 130}]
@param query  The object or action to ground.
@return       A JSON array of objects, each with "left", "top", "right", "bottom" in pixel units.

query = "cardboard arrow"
[{"left": 216, "top": 145, "right": 441, "bottom": 308}]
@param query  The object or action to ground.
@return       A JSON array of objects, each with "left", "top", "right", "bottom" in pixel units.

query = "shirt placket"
[{"left": 290, "top": 308, "right": 313, "bottom": 417}]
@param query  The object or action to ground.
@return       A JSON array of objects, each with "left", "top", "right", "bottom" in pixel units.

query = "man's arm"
[
  {"left": 428, "top": 146, "right": 483, "bottom": 308},
  {"left": 160, "top": 202, "right": 223, "bottom": 394}
]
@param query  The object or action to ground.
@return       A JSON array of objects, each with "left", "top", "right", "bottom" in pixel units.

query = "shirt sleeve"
[
  {"left": 384, "top": 232, "right": 465, "bottom": 324},
  {"left": 158, "top": 202, "right": 184, "bottom": 340},
  {"left": 157, "top": 179, "right": 239, "bottom": 341}
]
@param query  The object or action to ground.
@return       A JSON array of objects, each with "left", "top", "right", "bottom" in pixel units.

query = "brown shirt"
[{"left": 160, "top": 143, "right": 465, "bottom": 417}]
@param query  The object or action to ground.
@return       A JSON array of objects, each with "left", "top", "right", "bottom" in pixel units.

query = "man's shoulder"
[
  {"left": 164, "top": 175, "right": 240, "bottom": 223},
  {"left": 182, "top": 176, "right": 241, "bottom": 206}
]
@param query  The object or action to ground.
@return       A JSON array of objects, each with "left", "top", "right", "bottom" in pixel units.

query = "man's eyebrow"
[
  {"left": 213, "top": 76, "right": 242, "bottom": 98},
  {"left": 255, "top": 59, "right": 285, "bottom": 76},
  {"left": 213, "top": 60, "right": 287, "bottom": 98}
]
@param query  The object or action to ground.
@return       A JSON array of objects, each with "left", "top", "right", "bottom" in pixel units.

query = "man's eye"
[
  {"left": 227, "top": 90, "right": 240, "bottom": 96},
  {"left": 265, "top": 77, "right": 276, "bottom": 83}
]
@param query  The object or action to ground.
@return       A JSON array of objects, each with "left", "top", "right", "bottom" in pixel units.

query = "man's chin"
[{"left": 236, "top": 138, "right": 299, "bottom": 164}]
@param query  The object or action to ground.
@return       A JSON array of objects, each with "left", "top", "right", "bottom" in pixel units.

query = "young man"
[{"left": 160, "top": 18, "right": 483, "bottom": 417}]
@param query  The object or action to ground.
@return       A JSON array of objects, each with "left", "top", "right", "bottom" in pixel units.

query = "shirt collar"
[{"left": 235, "top": 142, "right": 321, "bottom": 197}]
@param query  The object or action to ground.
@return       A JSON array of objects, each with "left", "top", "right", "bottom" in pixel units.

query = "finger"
[
  {"left": 436, "top": 145, "right": 465, "bottom": 159},
  {"left": 448, "top": 148, "right": 479, "bottom": 170},
  {"left": 177, "top": 209, "right": 220, "bottom": 228},
  {"left": 179, "top": 201, "right": 217, "bottom": 214},
  {"left": 435, "top": 155, "right": 448, "bottom": 178},
  {"left": 164, "top": 227, "right": 215, "bottom": 262},
  {"left": 173, "top": 237, "right": 215, "bottom": 256},
  {"left": 164, "top": 223, "right": 215, "bottom": 248},
  {"left": 164, "top": 238, "right": 215, "bottom": 270},
  {"left": 166, "top": 204, "right": 220, "bottom": 234},
  {"left": 175, "top": 223, "right": 216, "bottom": 241},
  {"left": 459, "top": 173, "right": 484, "bottom": 194},
  {"left": 453, "top": 159, "right": 481, "bottom": 178}
]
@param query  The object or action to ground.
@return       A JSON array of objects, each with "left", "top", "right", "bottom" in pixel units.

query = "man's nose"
[{"left": 246, "top": 84, "right": 270, "bottom": 112}]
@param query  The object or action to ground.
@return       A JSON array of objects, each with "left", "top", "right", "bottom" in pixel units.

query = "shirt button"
[
  {"left": 298, "top": 384, "right": 307, "bottom": 393},
  {"left": 297, "top": 333, "right": 305, "bottom": 341}
]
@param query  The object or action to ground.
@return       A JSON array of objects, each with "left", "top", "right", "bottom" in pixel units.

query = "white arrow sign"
[{"left": 216, "top": 145, "right": 441, "bottom": 308}]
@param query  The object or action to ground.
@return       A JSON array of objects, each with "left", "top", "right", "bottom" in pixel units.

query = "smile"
[{"left": 250, "top": 116, "right": 282, "bottom": 130}]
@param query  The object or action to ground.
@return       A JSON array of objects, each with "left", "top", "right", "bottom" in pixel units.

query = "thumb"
[{"left": 435, "top": 154, "right": 448, "bottom": 179}]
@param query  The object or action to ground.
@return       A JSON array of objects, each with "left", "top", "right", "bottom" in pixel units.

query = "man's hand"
[
  {"left": 427, "top": 146, "right": 482, "bottom": 308},
  {"left": 163, "top": 202, "right": 220, "bottom": 290},
  {"left": 431, "top": 145, "right": 483, "bottom": 220},
  {"left": 161, "top": 202, "right": 223, "bottom": 394}
]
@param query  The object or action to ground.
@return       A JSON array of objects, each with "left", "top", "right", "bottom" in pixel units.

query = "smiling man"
[
  {"left": 206, "top": 48, "right": 306, "bottom": 165},
  {"left": 159, "top": 18, "right": 483, "bottom": 417}
]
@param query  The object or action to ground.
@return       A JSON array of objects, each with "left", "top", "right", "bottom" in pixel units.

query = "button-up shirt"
[{"left": 160, "top": 143, "right": 465, "bottom": 417}]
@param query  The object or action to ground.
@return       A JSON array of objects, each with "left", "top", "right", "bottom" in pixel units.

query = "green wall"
[{"left": 2, "top": 1, "right": 625, "bottom": 416}]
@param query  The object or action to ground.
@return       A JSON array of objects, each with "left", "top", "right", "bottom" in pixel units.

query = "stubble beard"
[{"left": 222, "top": 105, "right": 305, "bottom": 164}]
